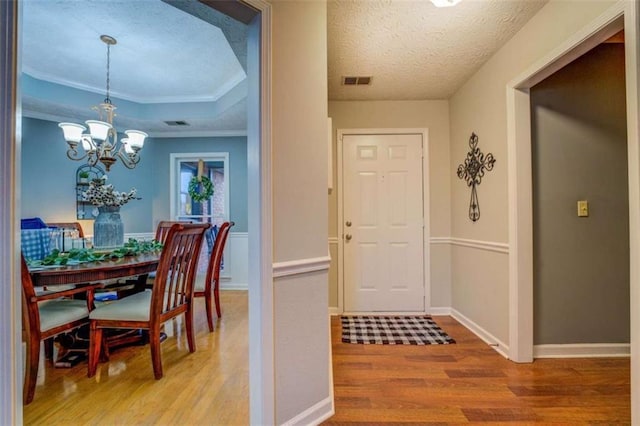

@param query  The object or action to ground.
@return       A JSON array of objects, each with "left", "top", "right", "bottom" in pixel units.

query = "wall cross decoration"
[{"left": 457, "top": 132, "right": 496, "bottom": 222}]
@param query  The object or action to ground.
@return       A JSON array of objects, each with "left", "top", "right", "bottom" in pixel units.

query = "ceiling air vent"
[
  {"left": 164, "top": 120, "right": 190, "bottom": 126},
  {"left": 342, "top": 76, "right": 372, "bottom": 86}
]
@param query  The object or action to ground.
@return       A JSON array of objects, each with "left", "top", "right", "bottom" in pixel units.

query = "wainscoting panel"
[
  {"left": 124, "top": 232, "right": 154, "bottom": 241},
  {"left": 221, "top": 232, "right": 248, "bottom": 289},
  {"left": 274, "top": 259, "right": 332, "bottom": 425}
]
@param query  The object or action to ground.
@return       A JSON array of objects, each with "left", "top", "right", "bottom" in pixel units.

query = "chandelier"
[{"left": 59, "top": 35, "right": 147, "bottom": 171}]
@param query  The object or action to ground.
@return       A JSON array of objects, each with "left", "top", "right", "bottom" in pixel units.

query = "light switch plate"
[{"left": 577, "top": 200, "right": 589, "bottom": 217}]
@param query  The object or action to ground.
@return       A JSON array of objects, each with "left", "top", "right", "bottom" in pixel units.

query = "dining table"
[
  {"left": 29, "top": 252, "right": 160, "bottom": 289},
  {"left": 29, "top": 252, "right": 162, "bottom": 356}
]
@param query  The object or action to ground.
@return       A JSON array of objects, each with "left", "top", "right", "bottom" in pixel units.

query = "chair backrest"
[
  {"left": 154, "top": 220, "right": 192, "bottom": 245},
  {"left": 47, "top": 222, "right": 85, "bottom": 238},
  {"left": 20, "top": 255, "right": 40, "bottom": 331},
  {"left": 205, "top": 221, "right": 234, "bottom": 287},
  {"left": 151, "top": 223, "right": 209, "bottom": 320}
]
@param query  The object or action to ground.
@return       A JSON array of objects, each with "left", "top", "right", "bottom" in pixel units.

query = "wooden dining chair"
[
  {"left": 21, "top": 255, "right": 100, "bottom": 404},
  {"left": 194, "top": 221, "right": 234, "bottom": 332},
  {"left": 154, "top": 220, "right": 191, "bottom": 244},
  {"left": 145, "top": 220, "right": 193, "bottom": 287},
  {"left": 88, "top": 223, "right": 209, "bottom": 379}
]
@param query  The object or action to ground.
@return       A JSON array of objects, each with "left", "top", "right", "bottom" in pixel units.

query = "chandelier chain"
[{"left": 105, "top": 42, "right": 111, "bottom": 104}]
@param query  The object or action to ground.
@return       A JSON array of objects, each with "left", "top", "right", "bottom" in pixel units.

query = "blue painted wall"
[
  {"left": 21, "top": 117, "right": 247, "bottom": 233},
  {"left": 150, "top": 136, "right": 248, "bottom": 232}
]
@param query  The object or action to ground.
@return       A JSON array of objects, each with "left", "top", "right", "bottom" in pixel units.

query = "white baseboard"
[
  {"left": 329, "top": 307, "right": 452, "bottom": 316},
  {"left": 534, "top": 343, "right": 630, "bottom": 358},
  {"left": 451, "top": 308, "right": 510, "bottom": 359},
  {"left": 281, "top": 396, "right": 334, "bottom": 426},
  {"left": 429, "top": 307, "right": 451, "bottom": 316},
  {"left": 328, "top": 307, "right": 341, "bottom": 316}
]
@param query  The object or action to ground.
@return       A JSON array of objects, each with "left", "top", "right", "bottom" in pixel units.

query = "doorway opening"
[
  {"left": 530, "top": 38, "right": 629, "bottom": 357},
  {"left": 1, "top": 0, "right": 274, "bottom": 424},
  {"left": 506, "top": 2, "right": 638, "bottom": 390}
]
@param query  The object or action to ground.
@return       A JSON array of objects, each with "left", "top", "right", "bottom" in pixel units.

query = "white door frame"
[
  {"left": 168, "top": 152, "right": 230, "bottom": 223},
  {"left": 337, "top": 128, "right": 430, "bottom": 314},
  {"left": 0, "top": 1, "right": 21, "bottom": 423},
  {"left": 0, "top": 0, "right": 275, "bottom": 424},
  {"left": 506, "top": 2, "right": 639, "bottom": 401}
]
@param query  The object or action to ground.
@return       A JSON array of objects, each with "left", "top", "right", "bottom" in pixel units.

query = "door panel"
[{"left": 343, "top": 133, "right": 424, "bottom": 312}]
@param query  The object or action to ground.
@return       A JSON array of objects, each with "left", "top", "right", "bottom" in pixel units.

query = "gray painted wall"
[
  {"left": 531, "top": 43, "right": 629, "bottom": 344},
  {"left": 21, "top": 117, "right": 247, "bottom": 233}
]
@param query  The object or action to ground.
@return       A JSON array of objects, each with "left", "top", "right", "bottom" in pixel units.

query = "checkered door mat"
[{"left": 341, "top": 315, "right": 456, "bottom": 345}]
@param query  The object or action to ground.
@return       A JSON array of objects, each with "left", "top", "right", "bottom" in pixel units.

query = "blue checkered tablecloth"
[{"left": 21, "top": 228, "right": 53, "bottom": 261}]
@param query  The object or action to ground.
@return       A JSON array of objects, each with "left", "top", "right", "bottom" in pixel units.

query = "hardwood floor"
[
  {"left": 25, "top": 297, "right": 631, "bottom": 425},
  {"left": 23, "top": 290, "right": 248, "bottom": 425},
  {"left": 325, "top": 315, "right": 630, "bottom": 424}
]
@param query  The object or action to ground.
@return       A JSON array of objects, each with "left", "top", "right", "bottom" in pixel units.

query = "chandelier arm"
[
  {"left": 116, "top": 150, "right": 138, "bottom": 169},
  {"left": 66, "top": 146, "right": 89, "bottom": 162}
]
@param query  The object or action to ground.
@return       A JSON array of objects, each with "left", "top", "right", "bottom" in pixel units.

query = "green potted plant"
[{"left": 78, "top": 171, "right": 90, "bottom": 183}]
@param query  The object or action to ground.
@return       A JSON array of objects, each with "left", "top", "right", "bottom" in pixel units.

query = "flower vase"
[{"left": 93, "top": 206, "right": 124, "bottom": 249}]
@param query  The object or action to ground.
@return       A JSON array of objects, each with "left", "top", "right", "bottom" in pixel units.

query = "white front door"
[{"left": 343, "top": 133, "right": 425, "bottom": 312}]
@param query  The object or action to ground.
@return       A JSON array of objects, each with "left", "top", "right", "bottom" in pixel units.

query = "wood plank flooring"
[
  {"left": 324, "top": 315, "right": 631, "bottom": 424},
  {"left": 23, "top": 291, "right": 248, "bottom": 425},
  {"left": 25, "top": 296, "right": 631, "bottom": 425}
]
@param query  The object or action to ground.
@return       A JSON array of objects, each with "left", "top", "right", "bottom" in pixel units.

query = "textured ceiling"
[
  {"left": 22, "top": 0, "right": 246, "bottom": 103},
  {"left": 21, "top": 0, "right": 549, "bottom": 136},
  {"left": 328, "top": 0, "right": 548, "bottom": 100},
  {"left": 21, "top": 0, "right": 249, "bottom": 137}
]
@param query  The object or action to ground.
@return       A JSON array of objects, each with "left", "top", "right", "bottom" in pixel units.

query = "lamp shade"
[
  {"left": 121, "top": 138, "right": 134, "bottom": 154},
  {"left": 81, "top": 136, "right": 95, "bottom": 151},
  {"left": 86, "top": 120, "right": 112, "bottom": 141},
  {"left": 125, "top": 130, "right": 148, "bottom": 149},
  {"left": 59, "top": 123, "right": 87, "bottom": 143}
]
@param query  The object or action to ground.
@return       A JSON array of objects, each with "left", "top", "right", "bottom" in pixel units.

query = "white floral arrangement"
[{"left": 82, "top": 175, "right": 137, "bottom": 207}]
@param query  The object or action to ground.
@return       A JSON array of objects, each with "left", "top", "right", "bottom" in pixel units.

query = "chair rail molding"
[
  {"left": 273, "top": 255, "right": 331, "bottom": 278},
  {"left": 430, "top": 237, "right": 509, "bottom": 254}
]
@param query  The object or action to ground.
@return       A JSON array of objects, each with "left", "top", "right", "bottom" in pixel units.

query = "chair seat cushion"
[
  {"left": 194, "top": 276, "right": 206, "bottom": 292},
  {"left": 89, "top": 290, "right": 151, "bottom": 322},
  {"left": 39, "top": 299, "right": 90, "bottom": 332}
]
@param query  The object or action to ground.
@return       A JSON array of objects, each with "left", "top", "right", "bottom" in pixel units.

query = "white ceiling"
[{"left": 21, "top": 0, "right": 548, "bottom": 137}]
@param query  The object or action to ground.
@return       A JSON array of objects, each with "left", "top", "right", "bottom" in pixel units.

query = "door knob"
[
  {"left": 345, "top": 221, "right": 352, "bottom": 227},
  {"left": 345, "top": 234, "right": 352, "bottom": 241}
]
